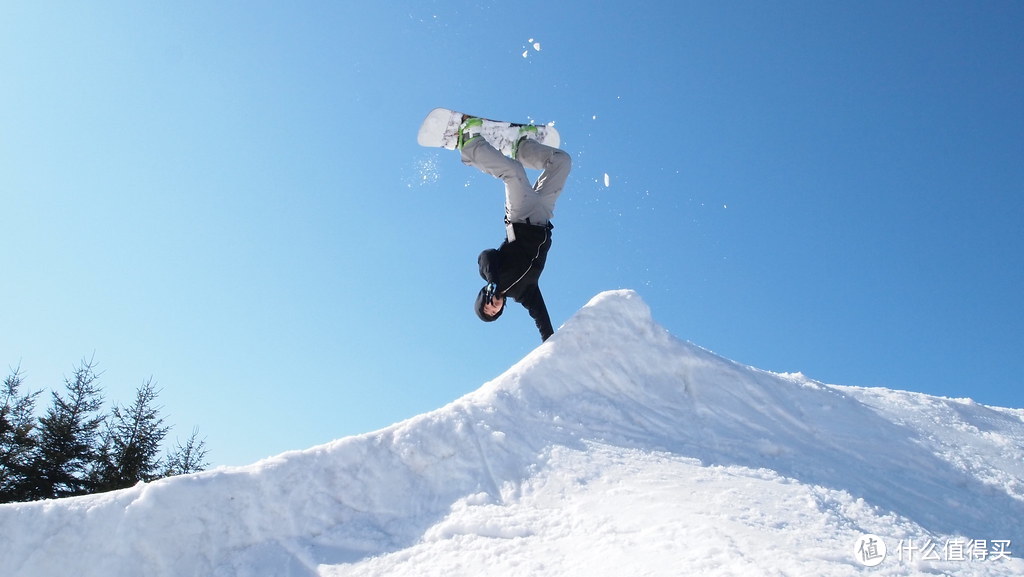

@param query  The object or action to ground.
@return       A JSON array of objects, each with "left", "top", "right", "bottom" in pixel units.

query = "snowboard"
[{"left": 417, "top": 107, "right": 560, "bottom": 154}]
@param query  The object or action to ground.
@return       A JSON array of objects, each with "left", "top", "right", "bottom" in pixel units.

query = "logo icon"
[{"left": 854, "top": 534, "right": 887, "bottom": 567}]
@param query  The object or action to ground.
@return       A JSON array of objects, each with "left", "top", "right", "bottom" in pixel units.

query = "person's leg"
[
  {"left": 515, "top": 139, "right": 572, "bottom": 223},
  {"left": 461, "top": 137, "right": 538, "bottom": 224}
]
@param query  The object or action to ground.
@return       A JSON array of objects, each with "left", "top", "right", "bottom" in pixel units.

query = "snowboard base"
[{"left": 417, "top": 107, "right": 560, "bottom": 153}]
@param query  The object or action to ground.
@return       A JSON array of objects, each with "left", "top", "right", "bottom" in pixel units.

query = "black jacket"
[{"left": 478, "top": 222, "right": 554, "bottom": 341}]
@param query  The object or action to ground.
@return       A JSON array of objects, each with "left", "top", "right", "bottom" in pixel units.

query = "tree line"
[{"left": 0, "top": 356, "right": 208, "bottom": 504}]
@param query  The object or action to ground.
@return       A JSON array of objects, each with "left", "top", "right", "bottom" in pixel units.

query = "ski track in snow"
[{"left": 1, "top": 290, "right": 1022, "bottom": 577}]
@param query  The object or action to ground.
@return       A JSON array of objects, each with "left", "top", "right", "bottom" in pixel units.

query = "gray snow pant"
[{"left": 460, "top": 137, "right": 572, "bottom": 227}]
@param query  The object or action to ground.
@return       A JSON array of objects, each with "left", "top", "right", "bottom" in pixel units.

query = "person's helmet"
[{"left": 474, "top": 285, "right": 505, "bottom": 322}]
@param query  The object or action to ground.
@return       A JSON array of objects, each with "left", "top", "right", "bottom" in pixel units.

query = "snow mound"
[{"left": 1, "top": 290, "right": 1022, "bottom": 576}]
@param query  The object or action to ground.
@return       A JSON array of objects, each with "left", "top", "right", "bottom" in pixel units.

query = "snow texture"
[{"left": 1, "top": 290, "right": 1021, "bottom": 576}]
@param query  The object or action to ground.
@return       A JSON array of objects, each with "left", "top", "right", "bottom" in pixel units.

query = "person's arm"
[{"left": 518, "top": 285, "right": 554, "bottom": 341}]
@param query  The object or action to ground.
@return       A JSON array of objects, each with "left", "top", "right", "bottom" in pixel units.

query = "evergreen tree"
[
  {"left": 0, "top": 366, "right": 42, "bottom": 503},
  {"left": 164, "top": 427, "right": 209, "bottom": 476},
  {"left": 92, "top": 378, "right": 170, "bottom": 492},
  {"left": 2, "top": 356, "right": 212, "bottom": 502},
  {"left": 25, "top": 358, "right": 105, "bottom": 500}
]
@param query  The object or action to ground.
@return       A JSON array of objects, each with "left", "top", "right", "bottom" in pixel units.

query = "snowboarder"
[{"left": 458, "top": 117, "right": 572, "bottom": 342}]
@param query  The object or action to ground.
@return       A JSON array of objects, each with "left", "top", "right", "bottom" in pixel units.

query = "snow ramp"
[{"left": 1, "top": 290, "right": 1022, "bottom": 576}]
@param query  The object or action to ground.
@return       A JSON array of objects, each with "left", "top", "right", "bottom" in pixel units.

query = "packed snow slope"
[{"left": 2, "top": 290, "right": 1022, "bottom": 577}]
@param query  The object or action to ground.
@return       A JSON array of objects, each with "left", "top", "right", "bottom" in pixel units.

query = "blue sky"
[{"left": 3, "top": 1, "right": 1021, "bottom": 466}]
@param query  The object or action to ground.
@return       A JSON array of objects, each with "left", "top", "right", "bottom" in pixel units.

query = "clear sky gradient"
[{"left": 3, "top": 1, "right": 1021, "bottom": 466}]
